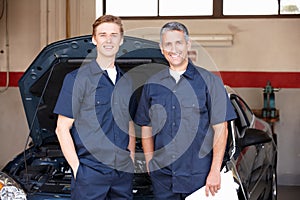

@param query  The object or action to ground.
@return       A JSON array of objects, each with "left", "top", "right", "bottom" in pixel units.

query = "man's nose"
[
  {"left": 106, "top": 35, "right": 112, "bottom": 42},
  {"left": 169, "top": 44, "right": 177, "bottom": 52}
]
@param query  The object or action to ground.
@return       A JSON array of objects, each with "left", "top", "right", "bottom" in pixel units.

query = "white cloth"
[
  {"left": 106, "top": 67, "right": 117, "bottom": 84},
  {"left": 169, "top": 68, "right": 186, "bottom": 83},
  {"left": 185, "top": 169, "right": 239, "bottom": 200}
]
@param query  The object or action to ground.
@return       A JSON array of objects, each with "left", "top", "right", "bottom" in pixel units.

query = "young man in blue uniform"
[
  {"left": 134, "top": 22, "right": 236, "bottom": 199},
  {"left": 54, "top": 15, "right": 135, "bottom": 200}
]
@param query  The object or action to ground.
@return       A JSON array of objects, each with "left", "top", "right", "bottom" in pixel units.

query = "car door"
[{"left": 230, "top": 94, "right": 271, "bottom": 200}]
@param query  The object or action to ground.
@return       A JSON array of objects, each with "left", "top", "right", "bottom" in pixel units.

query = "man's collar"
[
  {"left": 182, "top": 62, "right": 195, "bottom": 80},
  {"left": 90, "top": 60, "right": 105, "bottom": 75},
  {"left": 160, "top": 62, "right": 195, "bottom": 80},
  {"left": 90, "top": 60, "right": 124, "bottom": 76}
]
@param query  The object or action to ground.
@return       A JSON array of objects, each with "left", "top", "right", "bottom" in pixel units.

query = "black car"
[{"left": 0, "top": 35, "right": 277, "bottom": 200}]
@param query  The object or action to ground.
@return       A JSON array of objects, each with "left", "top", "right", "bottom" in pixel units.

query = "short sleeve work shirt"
[
  {"left": 54, "top": 60, "right": 133, "bottom": 173},
  {"left": 135, "top": 62, "right": 236, "bottom": 193}
]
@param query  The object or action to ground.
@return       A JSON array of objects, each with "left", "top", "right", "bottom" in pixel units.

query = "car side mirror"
[{"left": 240, "top": 128, "right": 272, "bottom": 148}]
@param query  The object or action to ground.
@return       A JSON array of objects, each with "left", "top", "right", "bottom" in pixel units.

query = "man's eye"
[
  {"left": 164, "top": 43, "right": 171, "bottom": 48},
  {"left": 111, "top": 34, "right": 119, "bottom": 38}
]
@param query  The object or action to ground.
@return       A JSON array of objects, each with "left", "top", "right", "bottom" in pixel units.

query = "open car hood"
[{"left": 19, "top": 35, "right": 166, "bottom": 147}]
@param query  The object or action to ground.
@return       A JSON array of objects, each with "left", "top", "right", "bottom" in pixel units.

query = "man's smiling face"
[
  {"left": 160, "top": 30, "right": 191, "bottom": 71},
  {"left": 92, "top": 22, "right": 123, "bottom": 58}
]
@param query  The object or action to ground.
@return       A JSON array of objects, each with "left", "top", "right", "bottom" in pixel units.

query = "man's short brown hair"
[{"left": 92, "top": 15, "right": 124, "bottom": 36}]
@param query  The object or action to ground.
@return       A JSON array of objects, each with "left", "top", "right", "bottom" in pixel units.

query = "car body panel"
[{"left": 227, "top": 92, "right": 277, "bottom": 200}]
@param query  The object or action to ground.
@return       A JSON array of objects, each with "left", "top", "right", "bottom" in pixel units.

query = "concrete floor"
[{"left": 278, "top": 185, "right": 300, "bottom": 200}]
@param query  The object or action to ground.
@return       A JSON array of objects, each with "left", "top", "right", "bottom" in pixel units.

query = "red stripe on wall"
[
  {"left": 218, "top": 71, "right": 300, "bottom": 88},
  {"left": 1, "top": 71, "right": 300, "bottom": 88},
  {"left": 0, "top": 72, "right": 24, "bottom": 87}
]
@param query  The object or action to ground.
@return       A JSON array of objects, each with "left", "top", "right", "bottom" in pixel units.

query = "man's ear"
[
  {"left": 92, "top": 36, "right": 97, "bottom": 45},
  {"left": 119, "top": 37, "right": 124, "bottom": 46},
  {"left": 187, "top": 39, "right": 192, "bottom": 50},
  {"left": 159, "top": 43, "right": 164, "bottom": 54}
]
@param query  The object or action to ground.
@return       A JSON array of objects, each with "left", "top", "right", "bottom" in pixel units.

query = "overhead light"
[{"left": 190, "top": 34, "right": 233, "bottom": 47}]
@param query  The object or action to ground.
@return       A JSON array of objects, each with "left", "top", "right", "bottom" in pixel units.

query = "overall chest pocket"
[
  {"left": 94, "top": 85, "right": 112, "bottom": 106},
  {"left": 149, "top": 99, "right": 167, "bottom": 135},
  {"left": 95, "top": 93, "right": 111, "bottom": 106},
  {"left": 180, "top": 98, "right": 202, "bottom": 131},
  {"left": 95, "top": 93, "right": 111, "bottom": 120},
  {"left": 181, "top": 98, "right": 201, "bottom": 114}
]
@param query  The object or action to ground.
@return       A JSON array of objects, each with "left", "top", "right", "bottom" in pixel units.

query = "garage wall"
[
  {"left": 123, "top": 18, "right": 300, "bottom": 72},
  {"left": 0, "top": 0, "right": 96, "bottom": 172},
  {"left": 0, "top": 0, "right": 299, "bottom": 185}
]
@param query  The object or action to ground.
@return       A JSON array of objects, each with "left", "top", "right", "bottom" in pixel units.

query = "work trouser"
[{"left": 71, "top": 163, "right": 134, "bottom": 200}]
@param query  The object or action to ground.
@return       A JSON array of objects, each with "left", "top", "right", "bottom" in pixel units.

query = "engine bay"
[
  {"left": 3, "top": 144, "right": 71, "bottom": 195},
  {"left": 3, "top": 141, "right": 153, "bottom": 198}
]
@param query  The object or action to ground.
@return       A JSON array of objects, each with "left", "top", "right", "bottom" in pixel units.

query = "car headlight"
[{"left": 0, "top": 172, "right": 26, "bottom": 200}]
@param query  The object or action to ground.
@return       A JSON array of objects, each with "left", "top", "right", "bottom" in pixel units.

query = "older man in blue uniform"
[{"left": 135, "top": 22, "right": 236, "bottom": 199}]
